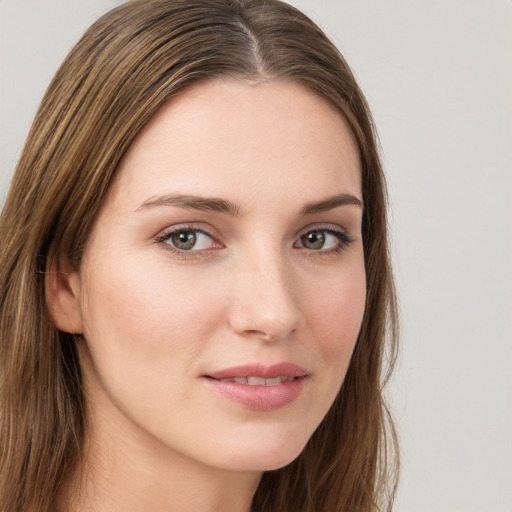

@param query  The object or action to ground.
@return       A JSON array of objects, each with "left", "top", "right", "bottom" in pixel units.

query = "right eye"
[{"left": 158, "top": 227, "right": 221, "bottom": 252}]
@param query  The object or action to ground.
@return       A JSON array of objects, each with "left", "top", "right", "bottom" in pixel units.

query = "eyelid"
[
  {"left": 295, "top": 222, "right": 351, "bottom": 239},
  {"left": 155, "top": 224, "right": 224, "bottom": 256},
  {"left": 294, "top": 224, "right": 354, "bottom": 252},
  {"left": 153, "top": 222, "right": 354, "bottom": 258}
]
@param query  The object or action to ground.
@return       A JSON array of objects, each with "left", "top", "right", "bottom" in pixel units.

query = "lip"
[
  {"left": 203, "top": 363, "right": 307, "bottom": 411},
  {"left": 206, "top": 362, "right": 307, "bottom": 380}
]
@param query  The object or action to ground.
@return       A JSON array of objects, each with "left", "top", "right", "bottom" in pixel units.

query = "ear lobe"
[{"left": 45, "top": 253, "right": 84, "bottom": 334}]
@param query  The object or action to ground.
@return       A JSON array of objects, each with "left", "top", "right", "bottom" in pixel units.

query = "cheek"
[
  {"left": 289, "top": 262, "right": 366, "bottom": 443},
  {"left": 303, "top": 265, "right": 366, "bottom": 360},
  {"left": 76, "top": 256, "right": 226, "bottom": 431},
  {"left": 79, "top": 256, "right": 222, "bottom": 366}
]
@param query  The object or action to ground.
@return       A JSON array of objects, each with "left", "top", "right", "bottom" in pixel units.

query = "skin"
[{"left": 49, "top": 79, "right": 366, "bottom": 512}]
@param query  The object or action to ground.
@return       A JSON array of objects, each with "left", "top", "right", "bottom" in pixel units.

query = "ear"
[{"left": 45, "top": 251, "right": 84, "bottom": 334}]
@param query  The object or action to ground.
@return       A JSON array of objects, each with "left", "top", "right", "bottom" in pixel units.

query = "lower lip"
[{"left": 204, "top": 377, "right": 305, "bottom": 411}]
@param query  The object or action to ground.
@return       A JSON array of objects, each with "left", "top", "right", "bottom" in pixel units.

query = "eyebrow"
[
  {"left": 299, "top": 193, "right": 363, "bottom": 215},
  {"left": 137, "top": 192, "right": 362, "bottom": 216},
  {"left": 137, "top": 193, "right": 242, "bottom": 216}
]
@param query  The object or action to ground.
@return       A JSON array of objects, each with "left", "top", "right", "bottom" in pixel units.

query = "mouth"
[
  {"left": 205, "top": 362, "right": 308, "bottom": 381},
  {"left": 203, "top": 363, "right": 308, "bottom": 410},
  {"left": 213, "top": 376, "right": 297, "bottom": 386}
]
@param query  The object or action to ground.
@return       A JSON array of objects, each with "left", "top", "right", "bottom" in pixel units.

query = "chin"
[{"left": 214, "top": 435, "right": 308, "bottom": 472}]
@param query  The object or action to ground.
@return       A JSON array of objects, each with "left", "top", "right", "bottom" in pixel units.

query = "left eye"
[
  {"left": 296, "top": 229, "right": 349, "bottom": 251},
  {"left": 164, "top": 229, "right": 216, "bottom": 251}
]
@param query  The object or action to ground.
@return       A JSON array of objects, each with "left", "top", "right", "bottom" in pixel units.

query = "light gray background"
[{"left": 1, "top": 1, "right": 511, "bottom": 511}]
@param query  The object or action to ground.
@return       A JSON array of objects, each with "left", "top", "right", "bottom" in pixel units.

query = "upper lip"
[{"left": 206, "top": 363, "right": 308, "bottom": 380}]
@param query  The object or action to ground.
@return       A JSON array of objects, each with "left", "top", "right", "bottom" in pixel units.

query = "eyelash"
[
  {"left": 155, "top": 224, "right": 354, "bottom": 258},
  {"left": 294, "top": 227, "right": 353, "bottom": 256},
  {"left": 155, "top": 224, "right": 222, "bottom": 258}
]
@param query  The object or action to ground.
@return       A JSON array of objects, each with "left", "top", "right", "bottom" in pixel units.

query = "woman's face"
[{"left": 67, "top": 79, "right": 366, "bottom": 472}]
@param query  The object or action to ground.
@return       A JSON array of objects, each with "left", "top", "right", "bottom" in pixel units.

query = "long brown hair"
[{"left": 0, "top": 1, "right": 399, "bottom": 510}]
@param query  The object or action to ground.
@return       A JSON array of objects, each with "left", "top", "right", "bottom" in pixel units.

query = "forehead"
[{"left": 108, "top": 79, "right": 361, "bottom": 211}]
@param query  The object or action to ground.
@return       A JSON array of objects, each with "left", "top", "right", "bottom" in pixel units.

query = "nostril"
[{"left": 241, "top": 329, "right": 272, "bottom": 342}]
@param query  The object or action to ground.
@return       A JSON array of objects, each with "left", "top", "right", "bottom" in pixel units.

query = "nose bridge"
[{"left": 229, "top": 240, "right": 301, "bottom": 341}]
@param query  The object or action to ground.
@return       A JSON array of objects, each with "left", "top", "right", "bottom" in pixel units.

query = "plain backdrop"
[{"left": 1, "top": 1, "right": 511, "bottom": 511}]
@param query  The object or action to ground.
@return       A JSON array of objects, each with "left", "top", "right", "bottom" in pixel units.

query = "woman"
[{"left": 0, "top": 1, "right": 398, "bottom": 511}]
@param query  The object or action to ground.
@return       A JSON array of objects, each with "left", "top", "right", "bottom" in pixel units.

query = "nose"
[{"left": 228, "top": 247, "right": 303, "bottom": 343}]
